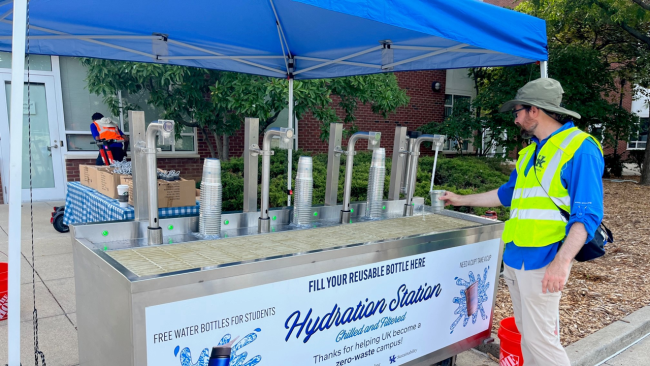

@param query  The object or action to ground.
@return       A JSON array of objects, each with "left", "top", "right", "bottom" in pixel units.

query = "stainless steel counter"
[{"left": 71, "top": 201, "right": 504, "bottom": 366}]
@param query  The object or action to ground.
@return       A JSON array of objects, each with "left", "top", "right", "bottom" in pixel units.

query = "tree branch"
[
  {"left": 176, "top": 119, "right": 201, "bottom": 128},
  {"left": 630, "top": 0, "right": 650, "bottom": 12},
  {"left": 260, "top": 110, "right": 283, "bottom": 131},
  {"left": 620, "top": 21, "right": 650, "bottom": 47},
  {"left": 200, "top": 127, "right": 216, "bottom": 158}
]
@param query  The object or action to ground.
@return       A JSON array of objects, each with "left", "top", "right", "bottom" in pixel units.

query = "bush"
[
  {"left": 197, "top": 150, "right": 512, "bottom": 220},
  {"left": 604, "top": 153, "right": 624, "bottom": 178}
]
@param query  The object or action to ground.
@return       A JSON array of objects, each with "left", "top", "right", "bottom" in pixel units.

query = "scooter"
[{"left": 93, "top": 138, "right": 120, "bottom": 165}]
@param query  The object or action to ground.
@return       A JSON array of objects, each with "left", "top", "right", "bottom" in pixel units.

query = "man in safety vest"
[
  {"left": 91, "top": 112, "right": 127, "bottom": 165},
  {"left": 440, "top": 78, "right": 604, "bottom": 366}
]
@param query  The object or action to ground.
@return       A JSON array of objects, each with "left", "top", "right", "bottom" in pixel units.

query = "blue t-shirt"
[
  {"left": 497, "top": 122, "right": 605, "bottom": 270},
  {"left": 90, "top": 123, "right": 124, "bottom": 148}
]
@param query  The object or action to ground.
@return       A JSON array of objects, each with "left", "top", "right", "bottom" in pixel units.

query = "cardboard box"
[
  {"left": 122, "top": 176, "right": 196, "bottom": 208},
  {"left": 95, "top": 168, "right": 126, "bottom": 199},
  {"left": 79, "top": 165, "right": 115, "bottom": 191},
  {"left": 79, "top": 165, "right": 98, "bottom": 189}
]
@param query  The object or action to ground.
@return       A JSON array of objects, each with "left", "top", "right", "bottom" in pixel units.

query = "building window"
[
  {"left": 0, "top": 52, "right": 52, "bottom": 71},
  {"left": 443, "top": 94, "right": 471, "bottom": 151},
  {"left": 628, "top": 117, "right": 648, "bottom": 150},
  {"left": 59, "top": 57, "right": 196, "bottom": 154}
]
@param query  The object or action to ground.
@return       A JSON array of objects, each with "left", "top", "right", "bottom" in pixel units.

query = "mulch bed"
[{"left": 493, "top": 178, "right": 650, "bottom": 346}]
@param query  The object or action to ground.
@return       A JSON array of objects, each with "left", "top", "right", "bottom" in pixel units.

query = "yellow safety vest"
[{"left": 502, "top": 127, "right": 603, "bottom": 247}]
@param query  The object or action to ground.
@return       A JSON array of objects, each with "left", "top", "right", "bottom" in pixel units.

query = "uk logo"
[
  {"left": 389, "top": 355, "right": 397, "bottom": 363},
  {"left": 535, "top": 155, "right": 546, "bottom": 168}
]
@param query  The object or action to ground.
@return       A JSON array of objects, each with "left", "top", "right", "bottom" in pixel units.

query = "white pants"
[{"left": 503, "top": 262, "right": 572, "bottom": 366}]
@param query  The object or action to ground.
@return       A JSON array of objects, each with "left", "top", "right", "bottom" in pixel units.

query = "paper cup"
[
  {"left": 429, "top": 190, "right": 446, "bottom": 212},
  {"left": 117, "top": 184, "right": 129, "bottom": 208}
]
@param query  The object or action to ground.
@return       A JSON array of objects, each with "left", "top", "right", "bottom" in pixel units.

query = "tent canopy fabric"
[{"left": 0, "top": 0, "right": 547, "bottom": 79}]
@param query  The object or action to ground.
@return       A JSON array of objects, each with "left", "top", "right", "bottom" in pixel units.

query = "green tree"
[
  {"left": 518, "top": 0, "right": 650, "bottom": 182},
  {"left": 82, "top": 59, "right": 409, "bottom": 161},
  {"left": 419, "top": 97, "right": 478, "bottom": 155}
]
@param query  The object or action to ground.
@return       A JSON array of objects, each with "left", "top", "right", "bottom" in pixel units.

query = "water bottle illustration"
[
  {"left": 209, "top": 336, "right": 238, "bottom": 366},
  {"left": 176, "top": 329, "right": 262, "bottom": 366}
]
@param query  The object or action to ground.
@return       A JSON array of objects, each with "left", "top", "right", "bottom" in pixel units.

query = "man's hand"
[
  {"left": 439, "top": 191, "right": 464, "bottom": 206},
  {"left": 439, "top": 189, "right": 502, "bottom": 208},
  {"left": 542, "top": 257, "right": 570, "bottom": 293}
]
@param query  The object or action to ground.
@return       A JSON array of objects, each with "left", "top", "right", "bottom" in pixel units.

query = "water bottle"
[{"left": 208, "top": 346, "right": 231, "bottom": 366}]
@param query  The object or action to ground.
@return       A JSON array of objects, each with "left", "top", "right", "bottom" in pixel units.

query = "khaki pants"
[{"left": 503, "top": 262, "right": 572, "bottom": 366}]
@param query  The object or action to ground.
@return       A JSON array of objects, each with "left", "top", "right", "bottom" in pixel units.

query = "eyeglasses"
[{"left": 512, "top": 107, "right": 530, "bottom": 118}]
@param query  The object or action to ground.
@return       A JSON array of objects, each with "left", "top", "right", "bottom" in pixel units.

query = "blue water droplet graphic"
[
  {"left": 254, "top": 328, "right": 261, "bottom": 332},
  {"left": 174, "top": 345, "right": 180, "bottom": 357}
]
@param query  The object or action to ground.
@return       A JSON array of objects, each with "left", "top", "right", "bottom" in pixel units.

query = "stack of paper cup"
[
  {"left": 117, "top": 184, "right": 129, "bottom": 208},
  {"left": 366, "top": 148, "right": 386, "bottom": 219},
  {"left": 199, "top": 158, "right": 222, "bottom": 237},
  {"left": 293, "top": 156, "right": 313, "bottom": 226}
]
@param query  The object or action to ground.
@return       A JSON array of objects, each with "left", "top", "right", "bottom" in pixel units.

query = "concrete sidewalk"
[{"left": 0, "top": 201, "right": 79, "bottom": 366}]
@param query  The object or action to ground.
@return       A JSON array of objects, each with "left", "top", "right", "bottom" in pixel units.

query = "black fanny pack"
[{"left": 555, "top": 207, "right": 613, "bottom": 262}]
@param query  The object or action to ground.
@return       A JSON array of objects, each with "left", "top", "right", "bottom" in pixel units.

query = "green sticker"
[
  {"left": 224, "top": 220, "right": 229, "bottom": 225},
  {"left": 272, "top": 216, "right": 277, "bottom": 221},
  {"left": 382, "top": 205, "right": 386, "bottom": 210},
  {"left": 350, "top": 208, "right": 354, "bottom": 213},
  {"left": 313, "top": 212, "right": 318, "bottom": 217},
  {"left": 102, "top": 230, "right": 108, "bottom": 237},
  {"left": 103, "top": 245, "right": 108, "bottom": 251},
  {"left": 168, "top": 225, "right": 174, "bottom": 230}
]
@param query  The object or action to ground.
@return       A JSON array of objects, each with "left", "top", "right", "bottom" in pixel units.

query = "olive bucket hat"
[{"left": 499, "top": 78, "right": 581, "bottom": 119}]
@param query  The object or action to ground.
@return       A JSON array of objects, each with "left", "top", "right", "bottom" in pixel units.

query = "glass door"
[{"left": 0, "top": 73, "right": 65, "bottom": 202}]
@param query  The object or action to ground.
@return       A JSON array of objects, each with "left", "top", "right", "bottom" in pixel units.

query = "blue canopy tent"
[
  {"left": 1, "top": 1, "right": 547, "bottom": 364},
  {"left": 0, "top": 0, "right": 547, "bottom": 78}
]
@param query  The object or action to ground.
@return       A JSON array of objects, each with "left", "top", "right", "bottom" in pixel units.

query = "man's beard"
[
  {"left": 516, "top": 121, "right": 536, "bottom": 140},
  {"left": 519, "top": 128, "right": 534, "bottom": 139}
]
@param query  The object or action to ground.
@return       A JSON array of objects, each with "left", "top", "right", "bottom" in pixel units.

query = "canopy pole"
[
  {"left": 287, "top": 76, "right": 294, "bottom": 207},
  {"left": 8, "top": 0, "right": 28, "bottom": 364},
  {"left": 540, "top": 61, "right": 548, "bottom": 78}
]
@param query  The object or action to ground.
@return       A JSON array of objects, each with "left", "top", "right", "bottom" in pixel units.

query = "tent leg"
[
  {"left": 287, "top": 77, "right": 294, "bottom": 207},
  {"left": 540, "top": 61, "right": 548, "bottom": 78},
  {"left": 8, "top": 0, "right": 28, "bottom": 365}
]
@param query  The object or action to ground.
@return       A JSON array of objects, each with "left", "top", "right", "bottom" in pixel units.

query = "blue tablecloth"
[{"left": 63, "top": 182, "right": 199, "bottom": 225}]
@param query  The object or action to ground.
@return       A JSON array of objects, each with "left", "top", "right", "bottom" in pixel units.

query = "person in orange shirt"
[{"left": 90, "top": 112, "right": 128, "bottom": 165}]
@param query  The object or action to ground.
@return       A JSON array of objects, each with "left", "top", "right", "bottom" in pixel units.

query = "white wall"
[{"left": 445, "top": 68, "right": 476, "bottom": 98}]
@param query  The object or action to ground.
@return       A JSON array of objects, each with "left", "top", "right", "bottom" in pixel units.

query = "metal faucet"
[
  {"left": 252, "top": 127, "right": 294, "bottom": 233},
  {"left": 137, "top": 120, "right": 174, "bottom": 244},
  {"left": 404, "top": 134, "right": 444, "bottom": 216},
  {"left": 340, "top": 131, "right": 381, "bottom": 224}
]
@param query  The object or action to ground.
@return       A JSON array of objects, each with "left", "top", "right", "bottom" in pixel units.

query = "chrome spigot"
[
  {"left": 259, "top": 127, "right": 294, "bottom": 233},
  {"left": 404, "top": 134, "right": 444, "bottom": 217},
  {"left": 142, "top": 120, "right": 174, "bottom": 244},
  {"left": 341, "top": 131, "right": 381, "bottom": 224}
]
